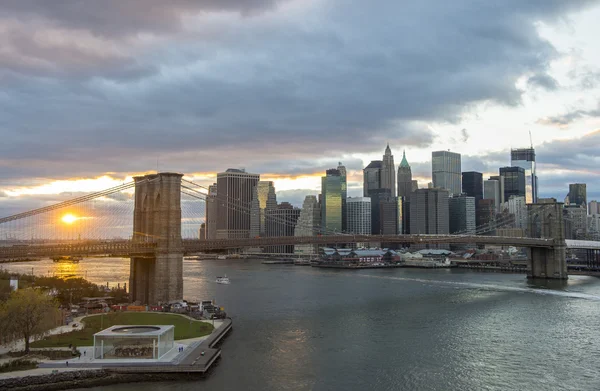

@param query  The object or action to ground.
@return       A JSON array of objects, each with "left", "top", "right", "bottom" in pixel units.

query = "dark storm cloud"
[{"left": 0, "top": 0, "right": 598, "bottom": 184}]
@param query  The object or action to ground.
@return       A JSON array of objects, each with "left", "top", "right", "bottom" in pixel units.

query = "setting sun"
[{"left": 61, "top": 214, "right": 78, "bottom": 224}]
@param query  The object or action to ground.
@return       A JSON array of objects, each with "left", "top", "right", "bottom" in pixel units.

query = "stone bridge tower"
[
  {"left": 130, "top": 172, "right": 184, "bottom": 304},
  {"left": 527, "top": 199, "right": 567, "bottom": 279}
]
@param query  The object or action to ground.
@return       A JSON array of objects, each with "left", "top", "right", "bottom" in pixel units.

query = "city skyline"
[{"left": 2, "top": 1, "right": 600, "bottom": 214}]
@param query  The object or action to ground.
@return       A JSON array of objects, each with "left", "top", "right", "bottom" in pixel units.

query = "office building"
[
  {"left": 499, "top": 167, "right": 525, "bottom": 202},
  {"left": 449, "top": 195, "right": 476, "bottom": 234},
  {"left": 511, "top": 148, "right": 538, "bottom": 204},
  {"left": 368, "top": 188, "right": 391, "bottom": 234},
  {"left": 338, "top": 162, "right": 348, "bottom": 232},
  {"left": 398, "top": 196, "right": 410, "bottom": 234},
  {"left": 589, "top": 200, "right": 599, "bottom": 215},
  {"left": 216, "top": 169, "right": 260, "bottom": 239},
  {"left": 205, "top": 183, "right": 218, "bottom": 240},
  {"left": 250, "top": 181, "right": 277, "bottom": 238},
  {"left": 507, "top": 195, "right": 527, "bottom": 229},
  {"left": 563, "top": 205, "right": 588, "bottom": 239},
  {"left": 379, "top": 196, "right": 399, "bottom": 235},
  {"left": 432, "top": 151, "right": 461, "bottom": 195},
  {"left": 462, "top": 172, "right": 483, "bottom": 201},
  {"left": 381, "top": 144, "right": 396, "bottom": 197},
  {"left": 397, "top": 150, "right": 414, "bottom": 198},
  {"left": 568, "top": 183, "right": 587, "bottom": 209},
  {"left": 294, "top": 195, "right": 321, "bottom": 254},
  {"left": 409, "top": 188, "right": 450, "bottom": 235},
  {"left": 321, "top": 169, "right": 343, "bottom": 233},
  {"left": 198, "top": 223, "right": 206, "bottom": 240},
  {"left": 347, "top": 197, "right": 371, "bottom": 235},
  {"left": 363, "top": 161, "right": 382, "bottom": 197},
  {"left": 484, "top": 179, "right": 502, "bottom": 213},
  {"left": 476, "top": 199, "right": 495, "bottom": 228},
  {"left": 265, "top": 202, "right": 301, "bottom": 253}
]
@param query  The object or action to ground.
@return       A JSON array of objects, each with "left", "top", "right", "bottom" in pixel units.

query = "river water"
[{"left": 3, "top": 258, "right": 600, "bottom": 390}]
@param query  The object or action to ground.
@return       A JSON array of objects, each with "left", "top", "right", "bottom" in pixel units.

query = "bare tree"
[{"left": 0, "top": 289, "right": 60, "bottom": 353}]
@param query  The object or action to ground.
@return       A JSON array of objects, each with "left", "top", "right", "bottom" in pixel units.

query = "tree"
[{"left": 0, "top": 289, "right": 60, "bottom": 353}]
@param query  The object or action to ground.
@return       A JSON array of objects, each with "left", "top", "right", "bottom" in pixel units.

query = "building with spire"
[
  {"left": 397, "top": 150, "right": 414, "bottom": 198},
  {"left": 381, "top": 144, "right": 396, "bottom": 197},
  {"left": 337, "top": 162, "right": 347, "bottom": 232}
]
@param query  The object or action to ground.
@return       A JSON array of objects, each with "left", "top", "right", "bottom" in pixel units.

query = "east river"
[{"left": 3, "top": 258, "right": 600, "bottom": 390}]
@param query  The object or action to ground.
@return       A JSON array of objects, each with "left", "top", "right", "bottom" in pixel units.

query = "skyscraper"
[
  {"left": 507, "top": 195, "right": 527, "bottom": 229},
  {"left": 397, "top": 150, "right": 414, "bottom": 198},
  {"left": 449, "top": 195, "right": 476, "bottom": 234},
  {"left": 484, "top": 179, "right": 502, "bottom": 213},
  {"left": 294, "top": 195, "right": 321, "bottom": 254},
  {"left": 265, "top": 202, "right": 301, "bottom": 253},
  {"left": 321, "top": 169, "right": 343, "bottom": 233},
  {"left": 589, "top": 200, "right": 599, "bottom": 215},
  {"left": 511, "top": 148, "right": 537, "bottom": 204},
  {"left": 205, "top": 183, "right": 218, "bottom": 240},
  {"left": 250, "top": 181, "right": 277, "bottom": 238},
  {"left": 381, "top": 144, "right": 396, "bottom": 197},
  {"left": 337, "top": 162, "right": 348, "bottom": 232},
  {"left": 379, "top": 196, "right": 399, "bottom": 235},
  {"left": 499, "top": 167, "right": 526, "bottom": 202},
  {"left": 363, "top": 161, "right": 382, "bottom": 197},
  {"left": 432, "top": 151, "right": 461, "bottom": 195},
  {"left": 409, "top": 188, "right": 450, "bottom": 235},
  {"left": 462, "top": 172, "right": 483, "bottom": 200},
  {"left": 347, "top": 197, "right": 371, "bottom": 235},
  {"left": 568, "top": 183, "right": 587, "bottom": 208},
  {"left": 216, "top": 169, "right": 260, "bottom": 239}
]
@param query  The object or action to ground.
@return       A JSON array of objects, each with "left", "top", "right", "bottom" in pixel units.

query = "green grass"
[{"left": 30, "top": 312, "right": 214, "bottom": 348}]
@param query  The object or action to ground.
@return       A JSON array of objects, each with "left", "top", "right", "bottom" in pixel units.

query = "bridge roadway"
[{"left": 0, "top": 235, "right": 558, "bottom": 259}]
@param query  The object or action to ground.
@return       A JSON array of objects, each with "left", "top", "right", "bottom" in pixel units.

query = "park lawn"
[{"left": 31, "top": 312, "right": 214, "bottom": 348}]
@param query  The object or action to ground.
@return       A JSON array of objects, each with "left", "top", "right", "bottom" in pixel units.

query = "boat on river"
[{"left": 216, "top": 275, "right": 230, "bottom": 284}]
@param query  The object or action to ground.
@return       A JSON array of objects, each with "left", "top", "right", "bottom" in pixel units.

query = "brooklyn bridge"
[{"left": 1, "top": 172, "right": 599, "bottom": 305}]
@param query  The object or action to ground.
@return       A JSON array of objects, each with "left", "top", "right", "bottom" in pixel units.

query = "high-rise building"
[
  {"left": 321, "top": 169, "right": 343, "bottom": 233},
  {"left": 382, "top": 144, "right": 396, "bottom": 197},
  {"left": 511, "top": 148, "right": 538, "bottom": 204},
  {"left": 397, "top": 150, "right": 414, "bottom": 198},
  {"left": 367, "top": 188, "right": 391, "bottom": 234},
  {"left": 563, "top": 205, "right": 588, "bottom": 239},
  {"left": 432, "top": 151, "right": 461, "bottom": 195},
  {"left": 568, "top": 183, "right": 587, "bottom": 209},
  {"left": 507, "top": 195, "right": 527, "bottom": 229},
  {"left": 363, "top": 161, "right": 382, "bottom": 197},
  {"left": 409, "top": 188, "right": 450, "bottom": 235},
  {"left": 337, "top": 162, "right": 348, "bottom": 232},
  {"left": 398, "top": 196, "right": 410, "bottom": 234},
  {"left": 476, "top": 199, "right": 495, "bottom": 228},
  {"left": 205, "top": 183, "right": 218, "bottom": 240},
  {"left": 216, "top": 169, "right": 260, "bottom": 239},
  {"left": 379, "top": 196, "right": 398, "bottom": 235},
  {"left": 265, "top": 202, "right": 301, "bottom": 253},
  {"left": 462, "top": 172, "right": 483, "bottom": 201},
  {"left": 250, "top": 181, "right": 277, "bottom": 238},
  {"left": 449, "top": 195, "right": 476, "bottom": 234},
  {"left": 294, "top": 195, "right": 321, "bottom": 254},
  {"left": 347, "top": 197, "right": 371, "bottom": 235},
  {"left": 499, "top": 167, "right": 525, "bottom": 202},
  {"left": 484, "top": 179, "right": 502, "bottom": 213},
  {"left": 198, "top": 223, "right": 206, "bottom": 240},
  {"left": 589, "top": 200, "right": 599, "bottom": 215}
]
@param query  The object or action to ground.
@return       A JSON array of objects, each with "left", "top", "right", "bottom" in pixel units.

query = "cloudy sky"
[{"left": 1, "top": 0, "right": 600, "bottom": 213}]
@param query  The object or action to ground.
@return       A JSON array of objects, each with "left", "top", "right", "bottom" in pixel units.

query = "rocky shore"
[{"left": 0, "top": 369, "right": 205, "bottom": 391}]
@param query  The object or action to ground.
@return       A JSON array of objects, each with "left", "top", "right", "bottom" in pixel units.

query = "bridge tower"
[
  {"left": 527, "top": 200, "right": 567, "bottom": 279},
  {"left": 130, "top": 173, "right": 184, "bottom": 304}
]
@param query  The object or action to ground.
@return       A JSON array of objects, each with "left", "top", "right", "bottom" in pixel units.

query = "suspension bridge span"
[{"left": 1, "top": 172, "right": 596, "bottom": 305}]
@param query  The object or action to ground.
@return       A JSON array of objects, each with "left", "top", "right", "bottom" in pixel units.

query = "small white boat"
[
  {"left": 217, "top": 255, "right": 227, "bottom": 260},
  {"left": 216, "top": 276, "right": 230, "bottom": 284}
]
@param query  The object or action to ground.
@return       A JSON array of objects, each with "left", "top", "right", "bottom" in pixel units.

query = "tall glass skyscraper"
[
  {"left": 499, "top": 166, "right": 525, "bottom": 202},
  {"left": 511, "top": 148, "right": 537, "bottom": 204},
  {"left": 321, "top": 169, "right": 343, "bottom": 233},
  {"left": 568, "top": 183, "right": 587, "bottom": 208},
  {"left": 294, "top": 195, "right": 321, "bottom": 255},
  {"left": 432, "top": 151, "right": 461, "bottom": 195}
]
